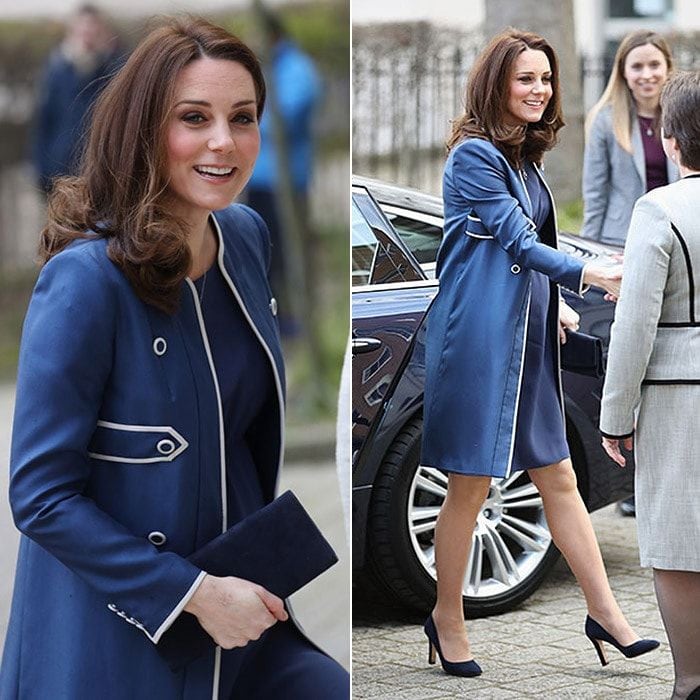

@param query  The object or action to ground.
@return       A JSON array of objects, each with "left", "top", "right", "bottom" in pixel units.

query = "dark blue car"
[{"left": 352, "top": 176, "right": 633, "bottom": 616}]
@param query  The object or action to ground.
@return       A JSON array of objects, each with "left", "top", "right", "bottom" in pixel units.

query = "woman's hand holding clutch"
[
  {"left": 184, "top": 574, "right": 288, "bottom": 649},
  {"left": 559, "top": 299, "right": 580, "bottom": 344}
]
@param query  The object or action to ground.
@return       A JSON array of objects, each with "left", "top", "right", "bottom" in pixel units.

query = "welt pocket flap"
[
  {"left": 88, "top": 421, "right": 189, "bottom": 464},
  {"left": 464, "top": 216, "right": 493, "bottom": 239}
]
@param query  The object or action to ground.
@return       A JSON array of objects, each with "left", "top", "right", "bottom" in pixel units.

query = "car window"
[
  {"left": 383, "top": 209, "right": 443, "bottom": 264},
  {"left": 352, "top": 199, "right": 378, "bottom": 286},
  {"left": 352, "top": 194, "right": 424, "bottom": 287}
]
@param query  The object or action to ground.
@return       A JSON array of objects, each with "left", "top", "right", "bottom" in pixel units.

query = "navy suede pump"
[
  {"left": 585, "top": 615, "right": 660, "bottom": 666},
  {"left": 423, "top": 615, "right": 482, "bottom": 677}
]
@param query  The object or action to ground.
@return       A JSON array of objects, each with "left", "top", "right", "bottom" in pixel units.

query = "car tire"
[{"left": 365, "top": 416, "right": 562, "bottom": 617}]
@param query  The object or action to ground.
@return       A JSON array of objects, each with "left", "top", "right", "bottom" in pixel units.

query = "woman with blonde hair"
[{"left": 581, "top": 30, "right": 679, "bottom": 247}]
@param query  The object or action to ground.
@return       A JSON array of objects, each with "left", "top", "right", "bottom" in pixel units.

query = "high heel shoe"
[
  {"left": 423, "top": 615, "right": 482, "bottom": 677},
  {"left": 584, "top": 615, "right": 660, "bottom": 666}
]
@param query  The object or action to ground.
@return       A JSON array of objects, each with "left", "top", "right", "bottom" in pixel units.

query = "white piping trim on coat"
[
  {"left": 465, "top": 232, "right": 495, "bottom": 240},
  {"left": 504, "top": 287, "right": 532, "bottom": 478},
  {"left": 211, "top": 214, "right": 286, "bottom": 494},
  {"left": 212, "top": 648, "right": 222, "bottom": 700},
  {"left": 467, "top": 214, "right": 482, "bottom": 222},
  {"left": 88, "top": 421, "right": 189, "bottom": 463},
  {"left": 518, "top": 169, "right": 533, "bottom": 216},
  {"left": 532, "top": 164, "right": 568, "bottom": 411},
  {"left": 186, "top": 278, "right": 228, "bottom": 534},
  {"left": 146, "top": 570, "right": 207, "bottom": 644},
  {"left": 186, "top": 275, "right": 228, "bottom": 700}
]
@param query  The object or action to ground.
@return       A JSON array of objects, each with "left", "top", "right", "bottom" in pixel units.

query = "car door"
[{"left": 351, "top": 185, "right": 437, "bottom": 467}]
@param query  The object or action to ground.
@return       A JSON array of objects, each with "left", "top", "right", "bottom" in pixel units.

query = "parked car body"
[{"left": 352, "top": 175, "right": 633, "bottom": 616}]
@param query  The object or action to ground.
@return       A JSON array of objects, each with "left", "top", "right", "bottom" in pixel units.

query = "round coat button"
[
  {"left": 269, "top": 298, "right": 278, "bottom": 316},
  {"left": 153, "top": 337, "right": 167, "bottom": 356},
  {"left": 157, "top": 439, "right": 176, "bottom": 455},
  {"left": 510, "top": 264, "right": 521, "bottom": 274},
  {"left": 148, "top": 531, "right": 167, "bottom": 546}
]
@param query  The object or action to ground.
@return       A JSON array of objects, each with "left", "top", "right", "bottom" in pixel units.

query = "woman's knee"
[
  {"left": 529, "top": 459, "right": 578, "bottom": 495},
  {"left": 445, "top": 473, "right": 491, "bottom": 509}
]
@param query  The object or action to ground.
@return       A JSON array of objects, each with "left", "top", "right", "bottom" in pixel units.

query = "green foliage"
[
  {"left": 0, "top": 269, "right": 38, "bottom": 382},
  {"left": 557, "top": 198, "right": 584, "bottom": 235},
  {"left": 285, "top": 222, "right": 348, "bottom": 425}
]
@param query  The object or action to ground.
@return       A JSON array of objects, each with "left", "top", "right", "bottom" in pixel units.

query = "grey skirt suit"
[{"left": 600, "top": 175, "right": 700, "bottom": 571}]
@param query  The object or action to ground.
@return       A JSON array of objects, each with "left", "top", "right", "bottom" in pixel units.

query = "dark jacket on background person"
[{"left": 32, "top": 46, "right": 122, "bottom": 191}]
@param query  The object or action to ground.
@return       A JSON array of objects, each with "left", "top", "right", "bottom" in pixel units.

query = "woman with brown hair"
[
  {"left": 421, "top": 28, "right": 658, "bottom": 677},
  {"left": 0, "top": 17, "right": 348, "bottom": 699}
]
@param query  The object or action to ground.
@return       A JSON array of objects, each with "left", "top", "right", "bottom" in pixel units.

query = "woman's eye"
[
  {"left": 233, "top": 112, "right": 256, "bottom": 125},
  {"left": 543, "top": 76, "right": 552, "bottom": 83},
  {"left": 182, "top": 113, "right": 205, "bottom": 124}
]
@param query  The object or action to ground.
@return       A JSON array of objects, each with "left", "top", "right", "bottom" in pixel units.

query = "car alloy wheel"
[{"left": 407, "top": 466, "right": 554, "bottom": 600}]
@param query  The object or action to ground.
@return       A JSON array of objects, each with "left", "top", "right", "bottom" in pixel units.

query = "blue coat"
[
  {"left": 422, "top": 138, "right": 586, "bottom": 478},
  {"left": 0, "top": 205, "right": 286, "bottom": 698}
]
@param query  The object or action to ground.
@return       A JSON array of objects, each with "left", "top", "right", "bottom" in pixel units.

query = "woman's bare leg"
[
  {"left": 528, "top": 459, "right": 638, "bottom": 644},
  {"left": 653, "top": 568, "right": 700, "bottom": 699},
  {"left": 431, "top": 473, "right": 491, "bottom": 661}
]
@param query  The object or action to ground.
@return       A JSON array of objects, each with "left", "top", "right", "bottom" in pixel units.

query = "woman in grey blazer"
[
  {"left": 601, "top": 71, "right": 700, "bottom": 700},
  {"left": 581, "top": 30, "right": 678, "bottom": 247}
]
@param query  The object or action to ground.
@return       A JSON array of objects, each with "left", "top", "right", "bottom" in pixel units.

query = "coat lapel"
[{"left": 630, "top": 117, "right": 646, "bottom": 186}]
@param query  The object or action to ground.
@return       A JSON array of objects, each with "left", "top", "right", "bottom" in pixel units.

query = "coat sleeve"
[
  {"left": 599, "top": 197, "right": 672, "bottom": 437},
  {"left": 580, "top": 109, "right": 611, "bottom": 242},
  {"left": 451, "top": 139, "right": 586, "bottom": 295},
  {"left": 9, "top": 247, "right": 205, "bottom": 644}
]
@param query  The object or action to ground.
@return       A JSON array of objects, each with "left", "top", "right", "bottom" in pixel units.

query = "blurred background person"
[
  {"left": 31, "top": 3, "right": 122, "bottom": 193},
  {"left": 580, "top": 29, "right": 679, "bottom": 518},
  {"left": 600, "top": 70, "right": 700, "bottom": 700},
  {"left": 246, "top": 9, "right": 321, "bottom": 337},
  {"left": 581, "top": 30, "right": 678, "bottom": 248}
]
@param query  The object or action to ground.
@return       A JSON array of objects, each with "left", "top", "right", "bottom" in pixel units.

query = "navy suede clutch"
[
  {"left": 561, "top": 329, "right": 604, "bottom": 378},
  {"left": 157, "top": 490, "right": 338, "bottom": 671}
]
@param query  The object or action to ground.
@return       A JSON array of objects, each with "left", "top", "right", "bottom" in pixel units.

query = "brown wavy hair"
[
  {"left": 447, "top": 28, "right": 564, "bottom": 168},
  {"left": 39, "top": 17, "right": 266, "bottom": 314}
]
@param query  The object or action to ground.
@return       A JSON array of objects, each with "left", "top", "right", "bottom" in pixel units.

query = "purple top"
[{"left": 639, "top": 116, "right": 668, "bottom": 191}]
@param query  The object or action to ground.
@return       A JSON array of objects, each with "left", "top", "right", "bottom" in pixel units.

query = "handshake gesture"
[{"left": 583, "top": 262, "right": 623, "bottom": 301}]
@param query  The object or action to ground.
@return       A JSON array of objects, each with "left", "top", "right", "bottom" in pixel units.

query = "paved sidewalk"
[{"left": 353, "top": 506, "right": 674, "bottom": 699}]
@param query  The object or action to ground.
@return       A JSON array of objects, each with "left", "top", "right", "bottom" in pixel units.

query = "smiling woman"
[
  {"left": 0, "top": 16, "right": 348, "bottom": 700},
  {"left": 419, "top": 27, "right": 657, "bottom": 680}
]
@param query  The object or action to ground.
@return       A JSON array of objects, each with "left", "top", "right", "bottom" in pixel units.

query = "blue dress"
[
  {"left": 193, "top": 264, "right": 348, "bottom": 699},
  {"left": 511, "top": 162, "right": 570, "bottom": 472}
]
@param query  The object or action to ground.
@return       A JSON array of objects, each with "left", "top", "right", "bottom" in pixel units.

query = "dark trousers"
[{"left": 223, "top": 621, "right": 349, "bottom": 699}]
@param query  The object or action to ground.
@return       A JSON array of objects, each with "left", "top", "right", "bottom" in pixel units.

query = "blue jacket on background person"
[
  {"left": 0, "top": 205, "right": 288, "bottom": 699},
  {"left": 248, "top": 39, "right": 321, "bottom": 193},
  {"left": 32, "top": 47, "right": 121, "bottom": 191}
]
